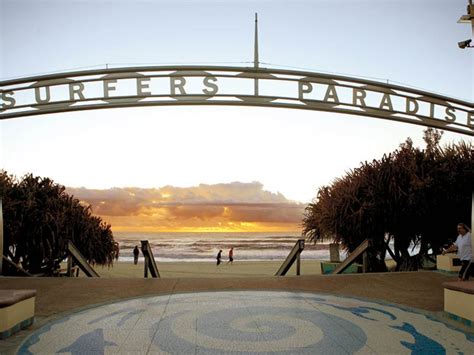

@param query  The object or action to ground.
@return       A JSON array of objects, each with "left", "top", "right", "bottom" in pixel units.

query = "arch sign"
[{"left": 1, "top": 65, "right": 473, "bottom": 136}]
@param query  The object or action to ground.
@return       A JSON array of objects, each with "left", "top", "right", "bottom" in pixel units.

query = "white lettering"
[
  {"left": 323, "top": 85, "right": 339, "bottom": 103},
  {"left": 352, "top": 89, "right": 367, "bottom": 107},
  {"left": 379, "top": 94, "right": 393, "bottom": 111},
  {"left": 136, "top": 78, "right": 151, "bottom": 97},
  {"left": 405, "top": 98, "right": 419, "bottom": 115},
  {"left": 103, "top": 80, "right": 117, "bottom": 98},
  {"left": 445, "top": 107, "right": 456, "bottom": 122},
  {"left": 69, "top": 82, "right": 85, "bottom": 101},
  {"left": 34, "top": 86, "right": 51, "bottom": 104},
  {"left": 0, "top": 90, "right": 16, "bottom": 108},
  {"left": 170, "top": 77, "right": 186, "bottom": 95},
  {"left": 468, "top": 112, "right": 474, "bottom": 128},
  {"left": 298, "top": 81, "right": 312, "bottom": 100},
  {"left": 429, "top": 103, "right": 435, "bottom": 118},
  {"left": 202, "top": 76, "right": 218, "bottom": 96}
]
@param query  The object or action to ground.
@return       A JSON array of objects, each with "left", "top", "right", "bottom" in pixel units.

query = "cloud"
[{"left": 66, "top": 182, "right": 304, "bottom": 232}]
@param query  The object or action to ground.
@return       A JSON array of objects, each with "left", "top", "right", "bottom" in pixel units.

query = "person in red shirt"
[{"left": 227, "top": 247, "right": 234, "bottom": 264}]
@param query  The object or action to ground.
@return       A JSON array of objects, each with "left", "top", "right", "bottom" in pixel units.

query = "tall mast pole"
[
  {"left": 254, "top": 12, "right": 259, "bottom": 96},
  {"left": 470, "top": 0, "right": 474, "bottom": 100},
  {"left": 254, "top": 13, "right": 259, "bottom": 69}
]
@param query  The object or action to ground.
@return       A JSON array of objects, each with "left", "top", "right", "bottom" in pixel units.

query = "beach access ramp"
[
  {"left": 275, "top": 239, "right": 305, "bottom": 276},
  {"left": 141, "top": 240, "right": 160, "bottom": 278},
  {"left": 66, "top": 240, "right": 100, "bottom": 277},
  {"left": 331, "top": 239, "right": 370, "bottom": 274}
]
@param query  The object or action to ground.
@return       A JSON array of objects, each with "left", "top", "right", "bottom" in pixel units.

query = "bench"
[
  {"left": 321, "top": 261, "right": 362, "bottom": 274},
  {"left": 55, "top": 265, "right": 79, "bottom": 277},
  {"left": 0, "top": 290, "right": 36, "bottom": 339},
  {"left": 436, "top": 253, "right": 461, "bottom": 273},
  {"left": 443, "top": 281, "right": 474, "bottom": 327}
]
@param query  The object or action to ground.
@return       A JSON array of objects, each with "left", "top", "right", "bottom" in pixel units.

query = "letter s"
[
  {"left": 203, "top": 76, "right": 218, "bottom": 96},
  {"left": 1, "top": 90, "right": 16, "bottom": 109}
]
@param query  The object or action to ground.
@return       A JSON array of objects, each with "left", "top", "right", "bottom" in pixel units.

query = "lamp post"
[
  {"left": 458, "top": 1, "right": 474, "bottom": 46},
  {"left": 458, "top": 1, "right": 474, "bottom": 260},
  {"left": 457, "top": 0, "right": 474, "bottom": 25},
  {"left": 457, "top": 1, "right": 474, "bottom": 45},
  {"left": 0, "top": 198, "right": 3, "bottom": 275},
  {"left": 471, "top": 192, "right": 474, "bottom": 269}
]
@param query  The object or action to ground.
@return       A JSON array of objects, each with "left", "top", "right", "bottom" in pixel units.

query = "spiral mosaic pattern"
[{"left": 19, "top": 291, "right": 474, "bottom": 354}]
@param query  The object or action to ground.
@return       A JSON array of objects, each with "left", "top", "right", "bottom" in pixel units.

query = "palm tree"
[
  {"left": 1, "top": 172, "right": 115, "bottom": 276},
  {"left": 303, "top": 129, "right": 474, "bottom": 271}
]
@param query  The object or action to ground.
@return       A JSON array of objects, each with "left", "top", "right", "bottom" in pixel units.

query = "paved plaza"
[{"left": 18, "top": 291, "right": 474, "bottom": 354}]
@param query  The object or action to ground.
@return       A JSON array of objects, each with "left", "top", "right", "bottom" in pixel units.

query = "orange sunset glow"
[{"left": 67, "top": 182, "right": 305, "bottom": 233}]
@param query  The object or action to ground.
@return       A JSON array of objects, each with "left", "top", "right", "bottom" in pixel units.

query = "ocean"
[{"left": 114, "top": 232, "right": 345, "bottom": 262}]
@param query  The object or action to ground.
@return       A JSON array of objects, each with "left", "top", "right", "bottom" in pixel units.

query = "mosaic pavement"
[{"left": 18, "top": 291, "right": 474, "bottom": 354}]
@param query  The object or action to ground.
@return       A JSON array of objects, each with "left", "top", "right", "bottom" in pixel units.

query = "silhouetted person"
[
  {"left": 227, "top": 247, "right": 234, "bottom": 264},
  {"left": 114, "top": 242, "right": 120, "bottom": 261},
  {"left": 216, "top": 250, "right": 223, "bottom": 266},
  {"left": 133, "top": 246, "right": 140, "bottom": 265}
]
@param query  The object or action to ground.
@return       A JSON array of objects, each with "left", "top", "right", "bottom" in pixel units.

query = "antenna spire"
[{"left": 254, "top": 13, "right": 259, "bottom": 69}]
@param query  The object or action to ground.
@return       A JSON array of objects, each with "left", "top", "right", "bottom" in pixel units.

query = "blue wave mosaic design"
[{"left": 17, "top": 291, "right": 474, "bottom": 354}]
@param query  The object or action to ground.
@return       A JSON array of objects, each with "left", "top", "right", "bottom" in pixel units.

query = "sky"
[{"left": 1, "top": 0, "right": 473, "bottom": 232}]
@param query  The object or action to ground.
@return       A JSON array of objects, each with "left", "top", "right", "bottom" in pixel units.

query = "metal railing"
[
  {"left": 332, "top": 239, "right": 370, "bottom": 274},
  {"left": 141, "top": 240, "right": 160, "bottom": 278},
  {"left": 275, "top": 239, "right": 305, "bottom": 276},
  {"left": 1, "top": 255, "right": 31, "bottom": 276},
  {"left": 66, "top": 240, "right": 100, "bottom": 277}
]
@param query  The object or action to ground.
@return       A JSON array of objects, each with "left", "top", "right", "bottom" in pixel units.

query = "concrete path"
[{"left": 0, "top": 271, "right": 457, "bottom": 317}]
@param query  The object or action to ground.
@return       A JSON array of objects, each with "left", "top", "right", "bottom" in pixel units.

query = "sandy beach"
[
  {"left": 80, "top": 258, "right": 398, "bottom": 278},
  {"left": 93, "top": 259, "right": 324, "bottom": 278}
]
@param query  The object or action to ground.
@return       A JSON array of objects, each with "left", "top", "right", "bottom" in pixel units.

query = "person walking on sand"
[
  {"left": 442, "top": 223, "right": 472, "bottom": 281},
  {"left": 133, "top": 245, "right": 140, "bottom": 265},
  {"left": 114, "top": 242, "right": 120, "bottom": 261},
  {"left": 216, "top": 250, "right": 223, "bottom": 266},
  {"left": 227, "top": 247, "right": 234, "bottom": 264}
]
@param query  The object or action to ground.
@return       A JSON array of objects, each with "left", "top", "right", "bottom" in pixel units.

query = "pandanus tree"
[
  {"left": 302, "top": 129, "right": 474, "bottom": 271},
  {"left": 0, "top": 172, "right": 115, "bottom": 275}
]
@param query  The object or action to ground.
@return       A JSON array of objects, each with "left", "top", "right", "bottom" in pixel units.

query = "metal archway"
[{"left": 1, "top": 65, "right": 473, "bottom": 136}]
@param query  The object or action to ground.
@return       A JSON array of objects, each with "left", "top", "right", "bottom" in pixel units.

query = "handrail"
[
  {"left": 332, "top": 239, "right": 370, "bottom": 274},
  {"left": 66, "top": 240, "right": 100, "bottom": 277},
  {"left": 275, "top": 239, "right": 305, "bottom": 276},
  {"left": 141, "top": 240, "right": 160, "bottom": 278},
  {"left": 1, "top": 255, "right": 32, "bottom": 276}
]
